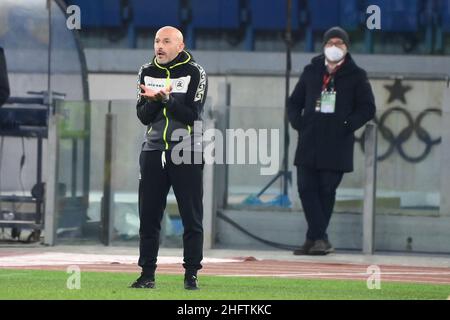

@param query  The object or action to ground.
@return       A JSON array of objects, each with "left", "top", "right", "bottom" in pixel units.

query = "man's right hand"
[
  {"left": 140, "top": 84, "right": 172, "bottom": 103},
  {"left": 140, "top": 84, "right": 160, "bottom": 102}
]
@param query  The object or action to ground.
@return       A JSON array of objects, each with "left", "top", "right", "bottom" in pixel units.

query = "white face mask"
[{"left": 324, "top": 46, "right": 345, "bottom": 62}]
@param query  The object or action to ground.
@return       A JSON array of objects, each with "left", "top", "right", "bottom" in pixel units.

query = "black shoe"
[
  {"left": 309, "top": 240, "right": 333, "bottom": 256},
  {"left": 325, "top": 240, "right": 335, "bottom": 254},
  {"left": 130, "top": 275, "right": 155, "bottom": 289},
  {"left": 184, "top": 275, "right": 199, "bottom": 290},
  {"left": 293, "top": 239, "right": 315, "bottom": 255}
]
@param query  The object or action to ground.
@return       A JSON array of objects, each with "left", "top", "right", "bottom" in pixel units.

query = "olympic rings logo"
[{"left": 356, "top": 107, "right": 442, "bottom": 163}]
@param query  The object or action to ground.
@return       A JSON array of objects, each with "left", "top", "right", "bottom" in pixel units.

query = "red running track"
[{"left": 1, "top": 256, "right": 450, "bottom": 285}]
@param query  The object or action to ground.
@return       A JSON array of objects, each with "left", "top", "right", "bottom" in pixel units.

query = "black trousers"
[
  {"left": 297, "top": 165, "right": 344, "bottom": 242},
  {"left": 138, "top": 150, "right": 203, "bottom": 276}
]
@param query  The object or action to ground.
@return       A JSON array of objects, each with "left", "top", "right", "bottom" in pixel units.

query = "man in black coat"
[
  {"left": 0, "top": 47, "right": 10, "bottom": 107},
  {"left": 287, "top": 27, "right": 376, "bottom": 255}
]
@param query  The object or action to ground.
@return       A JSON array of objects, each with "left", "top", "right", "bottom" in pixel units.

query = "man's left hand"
[
  {"left": 140, "top": 84, "right": 172, "bottom": 102},
  {"left": 155, "top": 85, "right": 172, "bottom": 103}
]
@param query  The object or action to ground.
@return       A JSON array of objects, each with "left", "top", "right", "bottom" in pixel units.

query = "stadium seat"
[
  {"left": 339, "top": 0, "right": 364, "bottom": 31},
  {"left": 190, "top": 0, "right": 241, "bottom": 29},
  {"left": 433, "top": 0, "right": 450, "bottom": 52},
  {"left": 65, "top": 0, "right": 122, "bottom": 28},
  {"left": 304, "top": 0, "right": 362, "bottom": 31},
  {"left": 307, "top": 0, "right": 340, "bottom": 31},
  {"left": 243, "top": 0, "right": 300, "bottom": 50},
  {"left": 366, "top": 0, "right": 419, "bottom": 32},
  {"left": 304, "top": 0, "right": 362, "bottom": 52},
  {"left": 418, "top": 0, "right": 433, "bottom": 53},
  {"left": 249, "top": 0, "right": 299, "bottom": 31},
  {"left": 440, "top": 0, "right": 450, "bottom": 32},
  {"left": 130, "top": 0, "right": 181, "bottom": 28}
]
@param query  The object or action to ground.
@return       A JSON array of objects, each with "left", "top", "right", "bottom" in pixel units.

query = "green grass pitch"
[{"left": 0, "top": 269, "right": 449, "bottom": 300}]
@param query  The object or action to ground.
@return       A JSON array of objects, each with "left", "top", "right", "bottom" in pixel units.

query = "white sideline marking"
[
  {"left": 0, "top": 253, "right": 241, "bottom": 267},
  {"left": 221, "top": 272, "right": 450, "bottom": 277}
]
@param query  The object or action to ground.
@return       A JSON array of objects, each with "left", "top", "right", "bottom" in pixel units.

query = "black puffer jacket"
[
  {"left": 0, "top": 47, "right": 10, "bottom": 107},
  {"left": 136, "top": 50, "right": 207, "bottom": 151},
  {"left": 288, "top": 53, "right": 376, "bottom": 172}
]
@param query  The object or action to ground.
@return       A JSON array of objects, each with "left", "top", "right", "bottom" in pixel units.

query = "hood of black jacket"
[{"left": 152, "top": 50, "right": 194, "bottom": 69}]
